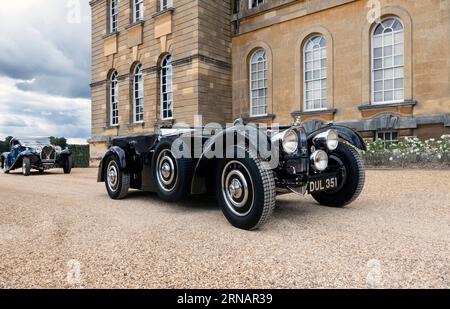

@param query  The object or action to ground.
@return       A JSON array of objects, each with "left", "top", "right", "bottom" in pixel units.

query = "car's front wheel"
[
  {"left": 22, "top": 157, "right": 31, "bottom": 176},
  {"left": 63, "top": 156, "right": 73, "bottom": 174},
  {"left": 215, "top": 149, "right": 276, "bottom": 230},
  {"left": 311, "top": 144, "right": 365, "bottom": 207},
  {"left": 104, "top": 155, "right": 130, "bottom": 200}
]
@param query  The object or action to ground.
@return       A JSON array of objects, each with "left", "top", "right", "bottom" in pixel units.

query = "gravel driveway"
[{"left": 0, "top": 168, "right": 448, "bottom": 288}]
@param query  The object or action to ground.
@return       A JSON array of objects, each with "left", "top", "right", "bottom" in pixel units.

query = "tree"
[{"left": 49, "top": 136, "right": 68, "bottom": 149}]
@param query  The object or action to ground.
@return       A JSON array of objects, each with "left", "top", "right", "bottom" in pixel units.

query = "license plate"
[{"left": 308, "top": 176, "right": 338, "bottom": 193}]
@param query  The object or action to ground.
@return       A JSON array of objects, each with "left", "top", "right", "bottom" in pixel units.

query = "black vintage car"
[
  {"left": 98, "top": 120, "right": 366, "bottom": 230},
  {"left": 1, "top": 137, "right": 73, "bottom": 176}
]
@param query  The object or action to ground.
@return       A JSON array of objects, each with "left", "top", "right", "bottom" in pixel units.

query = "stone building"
[{"left": 89, "top": 0, "right": 450, "bottom": 163}]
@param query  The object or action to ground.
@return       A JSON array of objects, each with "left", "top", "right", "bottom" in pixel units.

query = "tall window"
[
  {"left": 304, "top": 35, "right": 327, "bottom": 111},
  {"left": 110, "top": 0, "right": 119, "bottom": 33},
  {"left": 249, "top": 0, "right": 264, "bottom": 9},
  {"left": 133, "top": 0, "right": 144, "bottom": 22},
  {"left": 160, "top": 0, "right": 173, "bottom": 11},
  {"left": 110, "top": 71, "right": 119, "bottom": 126},
  {"left": 372, "top": 17, "right": 404, "bottom": 104},
  {"left": 249, "top": 49, "right": 267, "bottom": 117},
  {"left": 133, "top": 64, "right": 144, "bottom": 123},
  {"left": 160, "top": 55, "right": 173, "bottom": 120}
]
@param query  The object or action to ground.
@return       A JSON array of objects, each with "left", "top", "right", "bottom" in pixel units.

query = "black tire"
[
  {"left": 104, "top": 155, "right": 130, "bottom": 200},
  {"left": 152, "top": 141, "right": 193, "bottom": 203},
  {"left": 22, "top": 157, "right": 31, "bottom": 176},
  {"left": 39, "top": 169, "right": 44, "bottom": 175},
  {"left": 63, "top": 156, "right": 73, "bottom": 174},
  {"left": 312, "top": 143, "right": 365, "bottom": 208},
  {"left": 215, "top": 149, "right": 276, "bottom": 230},
  {"left": 1, "top": 158, "right": 9, "bottom": 174}
]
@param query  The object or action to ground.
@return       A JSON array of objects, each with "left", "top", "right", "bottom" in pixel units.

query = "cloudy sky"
[{"left": 0, "top": 0, "right": 91, "bottom": 144}]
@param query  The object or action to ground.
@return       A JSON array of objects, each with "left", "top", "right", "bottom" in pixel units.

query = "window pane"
[
  {"left": 373, "top": 36, "right": 382, "bottom": 48},
  {"left": 394, "top": 89, "right": 404, "bottom": 101},
  {"left": 374, "top": 59, "right": 382, "bottom": 69},
  {"left": 384, "top": 79, "right": 393, "bottom": 90},
  {"left": 394, "top": 55, "right": 403, "bottom": 66},
  {"left": 394, "top": 78, "right": 404, "bottom": 89},
  {"left": 374, "top": 47, "right": 382, "bottom": 58},
  {"left": 385, "top": 68, "right": 394, "bottom": 79},
  {"left": 384, "top": 91, "right": 393, "bottom": 101},
  {"left": 374, "top": 81, "right": 383, "bottom": 91}
]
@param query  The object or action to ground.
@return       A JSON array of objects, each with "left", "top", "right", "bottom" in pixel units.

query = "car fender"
[
  {"left": 98, "top": 146, "right": 127, "bottom": 182},
  {"left": 9, "top": 150, "right": 40, "bottom": 170},
  {"left": 56, "top": 148, "right": 72, "bottom": 163},
  {"left": 307, "top": 125, "right": 367, "bottom": 151},
  {"left": 190, "top": 125, "right": 270, "bottom": 195}
]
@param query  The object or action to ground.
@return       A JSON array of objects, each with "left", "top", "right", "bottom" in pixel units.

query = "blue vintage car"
[{"left": 1, "top": 137, "right": 73, "bottom": 176}]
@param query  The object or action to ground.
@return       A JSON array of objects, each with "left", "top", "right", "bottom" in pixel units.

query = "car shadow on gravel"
[
  {"left": 122, "top": 190, "right": 220, "bottom": 212},
  {"left": 103, "top": 188, "right": 326, "bottom": 221}
]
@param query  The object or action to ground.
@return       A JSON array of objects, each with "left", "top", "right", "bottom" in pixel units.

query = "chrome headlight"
[
  {"left": 310, "top": 150, "right": 329, "bottom": 171},
  {"left": 34, "top": 146, "right": 43, "bottom": 154},
  {"left": 282, "top": 129, "right": 299, "bottom": 154},
  {"left": 313, "top": 129, "right": 339, "bottom": 151}
]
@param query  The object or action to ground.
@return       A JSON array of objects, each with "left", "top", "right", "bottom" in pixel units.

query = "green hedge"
[{"left": 68, "top": 145, "right": 90, "bottom": 168}]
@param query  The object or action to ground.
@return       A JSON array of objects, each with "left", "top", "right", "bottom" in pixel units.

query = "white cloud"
[
  {"left": 0, "top": 1, "right": 92, "bottom": 142},
  {"left": 0, "top": 77, "right": 90, "bottom": 143}
]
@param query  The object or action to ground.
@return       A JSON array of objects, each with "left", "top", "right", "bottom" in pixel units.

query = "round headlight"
[
  {"left": 327, "top": 130, "right": 339, "bottom": 151},
  {"left": 282, "top": 130, "right": 299, "bottom": 154},
  {"left": 310, "top": 150, "right": 329, "bottom": 171},
  {"left": 313, "top": 129, "right": 339, "bottom": 151}
]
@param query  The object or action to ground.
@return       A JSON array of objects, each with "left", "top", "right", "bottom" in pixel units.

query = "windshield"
[{"left": 17, "top": 137, "right": 51, "bottom": 147}]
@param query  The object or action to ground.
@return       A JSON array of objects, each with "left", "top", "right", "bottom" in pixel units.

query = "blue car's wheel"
[{"left": 22, "top": 157, "right": 31, "bottom": 176}]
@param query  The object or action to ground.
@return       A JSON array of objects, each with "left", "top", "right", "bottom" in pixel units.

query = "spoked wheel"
[
  {"left": 311, "top": 144, "right": 365, "bottom": 207},
  {"left": 216, "top": 149, "right": 276, "bottom": 231},
  {"left": 104, "top": 155, "right": 130, "bottom": 200},
  {"left": 152, "top": 141, "right": 193, "bottom": 202},
  {"left": 22, "top": 157, "right": 31, "bottom": 176}
]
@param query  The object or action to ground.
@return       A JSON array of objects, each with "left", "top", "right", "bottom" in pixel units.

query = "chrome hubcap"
[
  {"left": 107, "top": 161, "right": 119, "bottom": 192},
  {"left": 156, "top": 150, "right": 178, "bottom": 192},
  {"left": 221, "top": 161, "right": 253, "bottom": 217}
]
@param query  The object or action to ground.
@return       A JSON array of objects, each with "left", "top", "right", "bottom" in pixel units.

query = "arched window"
[
  {"left": 133, "top": 64, "right": 144, "bottom": 123},
  {"left": 110, "top": 71, "right": 119, "bottom": 126},
  {"left": 249, "top": 49, "right": 267, "bottom": 117},
  {"left": 304, "top": 35, "right": 327, "bottom": 111},
  {"left": 372, "top": 17, "right": 404, "bottom": 104},
  {"left": 160, "top": 55, "right": 173, "bottom": 120},
  {"left": 109, "top": 0, "right": 119, "bottom": 33},
  {"left": 133, "top": 0, "right": 144, "bottom": 23}
]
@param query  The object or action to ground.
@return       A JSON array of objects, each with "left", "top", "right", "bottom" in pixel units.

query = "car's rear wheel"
[
  {"left": 64, "top": 156, "right": 73, "bottom": 174},
  {"left": 22, "top": 157, "right": 31, "bottom": 176},
  {"left": 215, "top": 149, "right": 276, "bottom": 230},
  {"left": 104, "top": 155, "right": 130, "bottom": 200},
  {"left": 311, "top": 143, "right": 365, "bottom": 207},
  {"left": 152, "top": 141, "right": 193, "bottom": 203}
]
